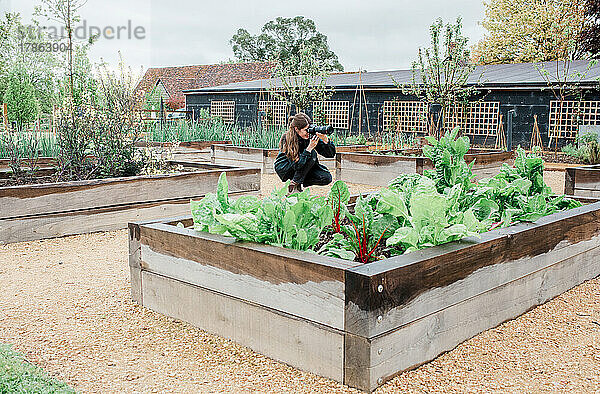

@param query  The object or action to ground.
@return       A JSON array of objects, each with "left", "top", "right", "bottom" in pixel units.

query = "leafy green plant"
[
  {"left": 191, "top": 173, "right": 333, "bottom": 251},
  {"left": 422, "top": 126, "right": 474, "bottom": 192},
  {"left": 327, "top": 180, "right": 350, "bottom": 233},
  {"left": 561, "top": 131, "right": 600, "bottom": 164}
]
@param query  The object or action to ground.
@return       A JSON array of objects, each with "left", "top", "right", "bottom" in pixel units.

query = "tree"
[
  {"left": 36, "top": 0, "right": 88, "bottom": 114},
  {"left": 578, "top": 0, "right": 600, "bottom": 58},
  {"left": 3, "top": 66, "right": 39, "bottom": 130},
  {"left": 268, "top": 46, "right": 332, "bottom": 113},
  {"left": 230, "top": 16, "right": 343, "bottom": 72},
  {"left": 0, "top": 13, "right": 58, "bottom": 115},
  {"left": 400, "top": 17, "right": 476, "bottom": 135},
  {"left": 472, "top": 0, "right": 587, "bottom": 64}
]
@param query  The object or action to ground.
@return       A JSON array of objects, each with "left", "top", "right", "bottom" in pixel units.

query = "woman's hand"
[
  {"left": 306, "top": 135, "right": 319, "bottom": 152},
  {"left": 316, "top": 132, "right": 329, "bottom": 144}
]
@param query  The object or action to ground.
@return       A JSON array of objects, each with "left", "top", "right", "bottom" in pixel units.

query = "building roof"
[
  {"left": 183, "top": 60, "right": 600, "bottom": 94},
  {"left": 136, "top": 62, "right": 275, "bottom": 105}
]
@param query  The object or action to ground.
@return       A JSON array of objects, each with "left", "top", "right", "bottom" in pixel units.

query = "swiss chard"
[{"left": 327, "top": 180, "right": 350, "bottom": 233}]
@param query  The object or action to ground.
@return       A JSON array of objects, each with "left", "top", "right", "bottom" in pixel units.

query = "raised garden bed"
[
  {"left": 129, "top": 199, "right": 600, "bottom": 392},
  {"left": 565, "top": 164, "right": 600, "bottom": 198},
  {"left": 0, "top": 157, "right": 57, "bottom": 170},
  {"left": 211, "top": 144, "right": 369, "bottom": 174},
  {"left": 0, "top": 162, "right": 260, "bottom": 244},
  {"left": 336, "top": 149, "right": 514, "bottom": 186},
  {"left": 135, "top": 140, "right": 231, "bottom": 162}
]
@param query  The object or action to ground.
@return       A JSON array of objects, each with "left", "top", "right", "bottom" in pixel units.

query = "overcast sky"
[{"left": 4, "top": 0, "right": 487, "bottom": 73}]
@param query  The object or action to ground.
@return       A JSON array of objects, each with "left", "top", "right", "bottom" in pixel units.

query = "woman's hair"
[{"left": 280, "top": 112, "right": 311, "bottom": 161}]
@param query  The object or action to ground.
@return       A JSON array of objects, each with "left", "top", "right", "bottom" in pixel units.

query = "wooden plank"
[
  {"left": 364, "top": 243, "right": 600, "bottom": 391},
  {"left": 565, "top": 167, "right": 575, "bottom": 195},
  {"left": 0, "top": 157, "right": 57, "bottom": 169},
  {"left": 344, "top": 332, "right": 371, "bottom": 391},
  {"left": 572, "top": 188, "right": 600, "bottom": 198},
  {"left": 129, "top": 222, "right": 143, "bottom": 304},
  {"left": 336, "top": 153, "right": 419, "bottom": 186},
  {"left": 135, "top": 140, "right": 230, "bottom": 150},
  {"left": 345, "top": 202, "right": 600, "bottom": 338},
  {"left": 141, "top": 271, "right": 345, "bottom": 382},
  {"left": 0, "top": 189, "right": 257, "bottom": 245},
  {"left": 572, "top": 168, "right": 600, "bottom": 190},
  {"left": 139, "top": 223, "right": 358, "bottom": 330},
  {"left": 0, "top": 168, "right": 260, "bottom": 220},
  {"left": 0, "top": 198, "right": 189, "bottom": 244},
  {"left": 565, "top": 166, "right": 600, "bottom": 197},
  {"left": 335, "top": 151, "right": 508, "bottom": 186}
]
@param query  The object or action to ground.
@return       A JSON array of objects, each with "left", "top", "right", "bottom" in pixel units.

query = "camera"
[{"left": 307, "top": 125, "right": 334, "bottom": 135}]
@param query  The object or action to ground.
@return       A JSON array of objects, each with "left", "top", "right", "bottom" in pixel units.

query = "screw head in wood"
[
  {"left": 377, "top": 284, "right": 384, "bottom": 293},
  {"left": 378, "top": 348, "right": 383, "bottom": 355},
  {"left": 377, "top": 315, "right": 383, "bottom": 323},
  {"left": 377, "top": 377, "right": 383, "bottom": 385}
]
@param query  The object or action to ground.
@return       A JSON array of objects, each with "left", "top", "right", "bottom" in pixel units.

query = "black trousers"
[{"left": 291, "top": 162, "right": 332, "bottom": 187}]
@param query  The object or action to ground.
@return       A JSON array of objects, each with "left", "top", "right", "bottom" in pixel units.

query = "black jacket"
[{"left": 274, "top": 136, "right": 336, "bottom": 181}]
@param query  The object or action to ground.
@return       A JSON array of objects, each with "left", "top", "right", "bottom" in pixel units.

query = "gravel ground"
[{"left": 1, "top": 170, "right": 596, "bottom": 393}]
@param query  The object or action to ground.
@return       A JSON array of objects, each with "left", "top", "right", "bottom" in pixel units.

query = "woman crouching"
[{"left": 274, "top": 112, "right": 335, "bottom": 194}]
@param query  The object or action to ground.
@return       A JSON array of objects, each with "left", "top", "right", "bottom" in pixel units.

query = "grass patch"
[{"left": 0, "top": 344, "right": 75, "bottom": 393}]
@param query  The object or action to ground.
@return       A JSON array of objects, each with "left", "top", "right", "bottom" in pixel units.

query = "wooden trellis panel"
[
  {"left": 382, "top": 101, "right": 428, "bottom": 133},
  {"left": 258, "top": 101, "right": 288, "bottom": 127},
  {"left": 210, "top": 100, "right": 235, "bottom": 124},
  {"left": 444, "top": 102, "right": 500, "bottom": 136},
  {"left": 464, "top": 102, "right": 500, "bottom": 136},
  {"left": 549, "top": 100, "right": 600, "bottom": 140},
  {"left": 443, "top": 104, "right": 467, "bottom": 132},
  {"left": 312, "top": 101, "right": 350, "bottom": 129}
]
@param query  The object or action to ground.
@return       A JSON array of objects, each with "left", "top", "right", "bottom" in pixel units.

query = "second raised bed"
[{"left": 336, "top": 149, "right": 514, "bottom": 186}]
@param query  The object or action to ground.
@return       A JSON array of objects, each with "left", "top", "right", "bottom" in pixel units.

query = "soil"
[
  {"left": 540, "top": 151, "right": 586, "bottom": 165},
  {"left": 0, "top": 164, "right": 192, "bottom": 187}
]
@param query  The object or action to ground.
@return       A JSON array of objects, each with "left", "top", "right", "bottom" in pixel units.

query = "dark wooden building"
[{"left": 184, "top": 61, "right": 600, "bottom": 148}]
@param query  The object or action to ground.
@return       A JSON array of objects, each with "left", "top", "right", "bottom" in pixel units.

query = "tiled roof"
[
  {"left": 135, "top": 62, "right": 275, "bottom": 107},
  {"left": 184, "top": 60, "right": 600, "bottom": 94}
]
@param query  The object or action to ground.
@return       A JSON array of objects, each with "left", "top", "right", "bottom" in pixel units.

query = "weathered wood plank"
[
  {"left": 565, "top": 167, "right": 576, "bottom": 195},
  {"left": 345, "top": 202, "right": 600, "bottom": 338},
  {"left": 0, "top": 198, "right": 192, "bottom": 244},
  {"left": 363, "top": 243, "right": 600, "bottom": 391},
  {"left": 129, "top": 222, "right": 143, "bottom": 304},
  {"left": 0, "top": 168, "right": 260, "bottom": 220},
  {"left": 139, "top": 222, "right": 358, "bottom": 330},
  {"left": 141, "top": 271, "right": 345, "bottom": 382},
  {"left": 565, "top": 165, "right": 600, "bottom": 198}
]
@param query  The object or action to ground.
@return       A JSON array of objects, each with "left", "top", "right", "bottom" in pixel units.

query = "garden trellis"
[
  {"left": 549, "top": 100, "right": 600, "bottom": 140},
  {"left": 210, "top": 100, "right": 235, "bottom": 124},
  {"left": 312, "top": 101, "right": 350, "bottom": 129},
  {"left": 444, "top": 102, "right": 500, "bottom": 136},
  {"left": 382, "top": 100, "right": 428, "bottom": 134},
  {"left": 258, "top": 100, "right": 288, "bottom": 128},
  {"left": 382, "top": 101, "right": 499, "bottom": 137}
]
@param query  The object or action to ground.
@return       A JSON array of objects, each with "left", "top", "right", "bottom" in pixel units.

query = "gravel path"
[{"left": 1, "top": 170, "right": 597, "bottom": 393}]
